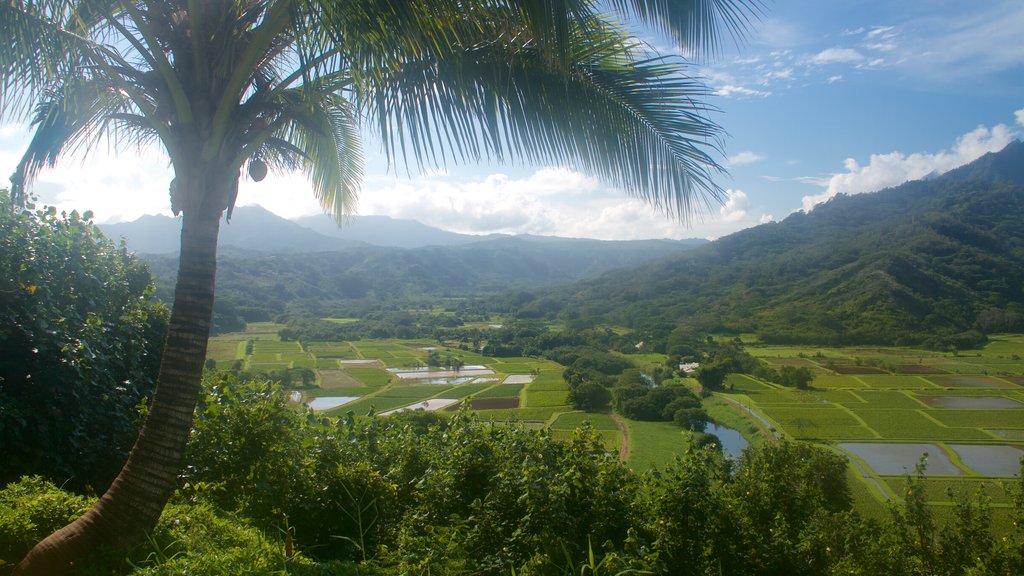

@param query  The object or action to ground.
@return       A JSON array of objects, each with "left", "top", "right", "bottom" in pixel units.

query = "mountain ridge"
[{"left": 514, "top": 141, "right": 1024, "bottom": 348}]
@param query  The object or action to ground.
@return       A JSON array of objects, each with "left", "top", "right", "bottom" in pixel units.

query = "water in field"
[
  {"left": 839, "top": 443, "right": 963, "bottom": 475},
  {"left": 950, "top": 444, "right": 1024, "bottom": 476},
  {"left": 306, "top": 396, "right": 359, "bottom": 411},
  {"left": 704, "top": 423, "right": 749, "bottom": 459}
]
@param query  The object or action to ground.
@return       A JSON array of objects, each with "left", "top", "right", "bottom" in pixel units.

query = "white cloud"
[
  {"left": 1016, "top": 108, "right": 1024, "bottom": 126},
  {"left": 715, "top": 84, "right": 771, "bottom": 98},
  {"left": 801, "top": 117, "right": 1020, "bottom": 211},
  {"left": 827, "top": 75, "right": 844, "bottom": 83},
  {"left": 727, "top": 151, "right": 765, "bottom": 166},
  {"left": 866, "top": 26, "right": 896, "bottom": 40},
  {"left": 718, "top": 189, "right": 749, "bottom": 222},
  {"left": 812, "top": 48, "right": 865, "bottom": 64},
  {"left": 759, "top": 213, "right": 775, "bottom": 224}
]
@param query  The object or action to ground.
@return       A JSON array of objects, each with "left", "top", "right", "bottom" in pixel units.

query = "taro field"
[
  {"left": 205, "top": 324, "right": 605, "bottom": 450},
  {"left": 732, "top": 334, "right": 1024, "bottom": 524}
]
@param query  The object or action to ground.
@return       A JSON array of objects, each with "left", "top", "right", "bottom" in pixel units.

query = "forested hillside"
[
  {"left": 142, "top": 235, "right": 702, "bottom": 328},
  {"left": 518, "top": 141, "right": 1024, "bottom": 348}
]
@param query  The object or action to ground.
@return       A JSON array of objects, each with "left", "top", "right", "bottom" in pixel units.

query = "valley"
[{"left": 205, "top": 319, "right": 1024, "bottom": 529}]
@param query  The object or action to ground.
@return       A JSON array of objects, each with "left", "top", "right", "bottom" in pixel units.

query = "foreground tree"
[
  {"left": 1, "top": 0, "right": 760, "bottom": 572},
  {"left": 0, "top": 191, "right": 168, "bottom": 492}
]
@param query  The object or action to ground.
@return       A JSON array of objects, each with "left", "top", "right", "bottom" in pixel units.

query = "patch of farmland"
[
  {"left": 304, "top": 386, "right": 377, "bottom": 398},
  {"left": 492, "top": 362, "right": 541, "bottom": 372},
  {"left": 318, "top": 369, "right": 365, "bottom": 388},
  {"left": 854, "top": 391, "right": 929, "bottom": 409},
  {"left": 884, "top": 477, "right": 1011, "bottom": 504},
  {"left": 951, "top": 445, "right": 1024, "bottom": 476},
  {"left": 848, "top": 409, "right": 991, "bottom": 441},
  {"left": 474, "top": 407, "right": 560, "bottom": 423},
  {"left": 760, "top": 406, "right": 872, "bottom": 440},
  {"left": 830, "top": 364, "right": 888, "bottom": 375},
  {"left": 917, "top": 396, "right": 1023, "bottom": 409},
  {"left": 525, "top": 389, "right": 570, "bottom": 407},
  {"left": 475, "top": 383, "right": 524, "bottom": 398},
  {"left": 856, "top": 375, "right": 937, "bottom": 389},
  {"left": 465, "top": 397, "right": 519, "bottom": 410},
  {"left": 624, "top": 419, "right": 690, "bottom": 471},
  {"left": 307, "top": 342, "right": 356, "bottom": 358},
  {"left": 342, "top": 397, "right": 419, "bottom": 416},
  {"left": 989, "top": 429, "right": 1024, "bottom": 440},
  {"left": 811, "top": 390, "right": 864, "bottom": 404},
  {"left": 928, "top": 410, "right": 1024, "bottom": 429},
  {"left": 747, "top": 389, "right": 829, "bottom": 405},
  {"left": 503, "top": 374, "right": 535, "bottom": 384},
  {"left": 839, "top": 443, "right": 962, "bottom": 476},
  {"left": 895, "top": 364, "right": 948, "bottom": 374},
  {"left": 206, "top": 339, "right": 244, "bottom": 361},
  {"left": 927, "top": 375, "right": 1015, "bottom": 388},
  {"left": 432, "top": 385, "right": 488, "bottom": 400},
  {"left": 347, "top": 367, "right": 391, "bottom": 386},
  {"left": 763, "top": 357, "right": 817, "bottom": 366},
  {"left": 306, "top": 396, "right": 359, "bottom": 411},
  {"left": 377, "top": 386, "right": 452, "bottom": 399},
  {"left": 380, "top": 398, "right": 460, "bottom": 415},
  {"left": 550, "top": 412, "right": 619, "bottom": 430},
  {"left": 528, "top": 371, "right": 568, "bottom": 390},
  {"left": 725, "top": 374, "right": 773, "bottom": 393},
  {"left": 316, "top": 358, "right": 340, "bottom": 369},
  {"left": 814, "top": 375, "right": 867, "bottom": 389},
  {"left": 290, "top": 356, "right": 317, "bottom": 369},
  {"left": 549, "top": 428, "right": 621, "bottom": 452}
]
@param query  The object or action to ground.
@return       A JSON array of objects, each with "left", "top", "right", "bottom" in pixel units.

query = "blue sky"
[{"left": 1, "top": 0, "right": 1022, "bottom": 241}]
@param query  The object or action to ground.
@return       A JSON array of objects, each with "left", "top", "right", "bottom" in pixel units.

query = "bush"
[
  {"left": 0, "top": 476, "right": 93, "bottom": 568},
  {"left": 0, "top": 194, "right": 168, "bottom": 491}
]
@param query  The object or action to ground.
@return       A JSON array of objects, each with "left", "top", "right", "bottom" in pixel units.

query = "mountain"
[
  {"left": 142, "top": 232, "right": 704, "bottom": 324},
  {"left": 101, "top": 206, "right": 361, "bottom": 253},
  {"left": 293, "top": 214, "right": 501, "bottom": 248},
  {"left": 517, "top": 141, "right": 1024, "bottom": 348}
]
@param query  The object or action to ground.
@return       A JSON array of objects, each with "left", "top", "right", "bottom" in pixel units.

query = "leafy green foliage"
[
  {"left": 0, "top": 193, "right": 168, "bottom": 491},
  {"left": 0, "top": 477, "right": 92, "bottom": 567}
]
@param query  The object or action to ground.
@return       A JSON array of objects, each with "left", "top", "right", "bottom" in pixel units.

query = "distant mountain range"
[
  {"left": 518, "top": 140, "right": 1024, "bottom": 348},
  {"left": 102, "top": 206, "right": 696, "bottom": 253},
  {"left": 123, "top": 207, "right": 708, "bottom": 324}
]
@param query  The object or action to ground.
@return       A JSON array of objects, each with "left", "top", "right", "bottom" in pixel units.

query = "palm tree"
[{"left": 1, "top": 0, "right": 760, "bottom": 573}]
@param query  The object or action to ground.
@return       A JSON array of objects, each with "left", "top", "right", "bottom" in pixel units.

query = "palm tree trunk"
[{"left": 14, "top": 197, "right": 223, "bottom": 575}]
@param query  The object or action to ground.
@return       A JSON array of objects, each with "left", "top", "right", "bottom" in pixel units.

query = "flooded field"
[
  {"left": 307, "top": 396, "right": 359, "bottom": 411},
  {"left": 839, "top": 443, "right": 962, "bottom": 476},
  {"left": 380, "top": 398, "right": 460, "bottom": 415}
]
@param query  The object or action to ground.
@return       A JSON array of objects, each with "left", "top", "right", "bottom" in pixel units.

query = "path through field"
[{"left": 612, "top": 414, "right": 629, "bottom": 462}]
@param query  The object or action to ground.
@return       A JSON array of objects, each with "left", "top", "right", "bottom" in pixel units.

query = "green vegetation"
[{"left": 0, "top": 194, "right": 168, "bottom": 492}]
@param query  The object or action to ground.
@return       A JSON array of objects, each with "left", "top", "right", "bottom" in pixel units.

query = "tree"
[
  {"left": 1, "top": 0, "right": 760, "bottom": 572},
  {"left": 0, "top": 191, "right": 168, "bottom": 492},
  {"left": 568, "top": 381, "right": 612, "bottom": 412}
]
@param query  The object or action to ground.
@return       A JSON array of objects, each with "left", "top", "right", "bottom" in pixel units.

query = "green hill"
[{"left": 518, "top": 141, "right": 1024, "bottom": 348}]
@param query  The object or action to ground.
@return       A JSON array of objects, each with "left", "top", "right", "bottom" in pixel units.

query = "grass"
[
  {"left": 623, "top": 419, "right": 690, "bottom": 472},
  {"left": 550, "top": 411, "right": 619, "bottom": 431},
  {"left": 525, "top": 389, "right": 570, "bottom": 408},
  {"left": 347, "top": 367, "right": 392, "bottom": 387}
]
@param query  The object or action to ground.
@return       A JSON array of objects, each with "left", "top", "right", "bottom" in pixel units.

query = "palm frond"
[
  {"left": 608, "top": 0, "right": 765, "bottom": 57},
  {"left": 11, "top": 74, "right": 143, "bottom": 204},
  {"left": 267, "top": 85, "right": 362, "bottom": 221},
  {"left": 359, "top": 19, "right": 725, "bottom": 222}
]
